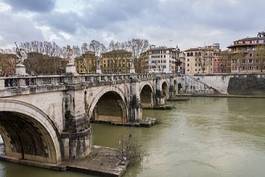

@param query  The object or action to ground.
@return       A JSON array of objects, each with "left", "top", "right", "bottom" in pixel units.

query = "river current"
[{"left": 0, "top": 97, "right": 265, "bottom": 177}]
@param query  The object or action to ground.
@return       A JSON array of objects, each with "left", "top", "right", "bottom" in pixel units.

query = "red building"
[{"left": 212, "top": 51, "right": 231, "bottom": 73}]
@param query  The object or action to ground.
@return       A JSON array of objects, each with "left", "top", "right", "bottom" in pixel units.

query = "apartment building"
[
  {"left": 139, "top": 46, "right": 178, "bottom": 73},
  {"left": 100, "top": 50, "right": 132, "bottom": 74},
  {"left": 75, "top": 51, "right": 96, "bottom": 74},
  {"left": 184, "top": 44, "right": 221, "bottom": 75},
  {"left": 228, "top": 32, "right": 265, "bottom": 73}
]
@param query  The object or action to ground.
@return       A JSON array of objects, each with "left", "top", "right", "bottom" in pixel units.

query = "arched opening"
[
  {"left": 162, "top": 82, "right": 169, "bottom": 98},
  {"left": 178, "top": 83, "right": 183, "bottom": 93},
  {"left": 174, "top": 80, "right": 177, "bottom": 93},
  {"left": 91, "top": 91, "right": 127, "bottom": 124},
  {"left": 140, "top": 85, "right": 153, "bottom": 108},
  {"left": 0, "top": 111, "right": 58, "bottom": 164}
]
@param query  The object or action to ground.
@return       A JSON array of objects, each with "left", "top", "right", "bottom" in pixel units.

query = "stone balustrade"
[{"left": 0, "top": 73, "right": 178, "bottom": 91}]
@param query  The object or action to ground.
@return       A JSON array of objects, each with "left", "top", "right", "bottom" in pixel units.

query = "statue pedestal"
[
  {"left": 96, "top": 69, "right": 102, "bottom": 74},
  {"left": 66, "top": 63, "right": 78, "bottom": 75},
  {"left": 15, "top": 64, "right": 27, "bottom": 75},
  {"left": 129, "top": 68, "right": 135, "bottom": 74},
  {"left": 129, "top": 58, "right": 135, "bottom": 74}
]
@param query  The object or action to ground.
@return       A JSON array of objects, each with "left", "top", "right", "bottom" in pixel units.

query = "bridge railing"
[
  {"left": 0, "top": 75, "right": 65, "bottom": 89},
  {"left": 0, "top": 73, "right": 177, "bottom": 90}
]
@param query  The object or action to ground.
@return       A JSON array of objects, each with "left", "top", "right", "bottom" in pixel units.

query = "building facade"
[
  {"left": 138, "top": 47, "right": 178, "bottom": 73},
  {"left": 75, "top": 51, "right": 96, "bottom": 74},
  {"left": 212, "top": 50, "right": 231, "bottom": 73},
  {"left": 100, "top": 50, "right": 132, "bottom": 74},
  {"left": 228, "top": 31, "right": 265, "bottom": 74},
  {"left": 177, "top": 51, "right": 185, "bottom": 74},
  {"left": 184, "top": 44, "right": 221, "bottom": 75}
]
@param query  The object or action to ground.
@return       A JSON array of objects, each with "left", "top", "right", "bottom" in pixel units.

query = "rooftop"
[{"left": 228, "top": 32, "right": 265, "bottom": 48}]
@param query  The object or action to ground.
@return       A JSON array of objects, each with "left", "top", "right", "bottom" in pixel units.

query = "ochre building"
[
  {"left": 75, "top": 51, "right": 96, "bottom": 74},
  {"left": 100, "top": 50, "right": 132, "bottom": 74}
]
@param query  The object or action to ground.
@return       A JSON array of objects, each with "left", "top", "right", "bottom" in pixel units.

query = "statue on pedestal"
[
  {"left": 15, "top": 42, "right": 27, "bottom": 75},
  {"left": 95, "top": 51, "right": 102, "bottom": 74},
  {"left": 129, "top": 57, "right": 135, "bottom": 74},
  {"left": 65, "top": 45, "right": 78, "bottom": 75},
  {"left": 66, "top": 45, "right": 75, "bottom": 65},
  {"left": 15, "top": 42, "right": 27, "bottom": 65}
]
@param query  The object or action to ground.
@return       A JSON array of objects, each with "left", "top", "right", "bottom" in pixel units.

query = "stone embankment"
[{"left": 179, "top": 74, "right": 265, "bottom": 96}]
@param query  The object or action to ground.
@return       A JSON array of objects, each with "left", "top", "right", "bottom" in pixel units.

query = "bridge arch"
[
  {"left": 0, "top": 99, "right": 61, "bottom": 164},
  {"left": 88, "top": 87, "right": 128, "bottom": 124},
  {"left": 139, "top": 83, "right": 154, "bottom": 108},
  {"left": 161, "top": 81, "right": 169, "bottom": 98}
]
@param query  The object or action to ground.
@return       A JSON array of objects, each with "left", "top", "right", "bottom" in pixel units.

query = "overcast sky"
[{"left": 0, "top": 0, "right": 264, "bottom": 50}]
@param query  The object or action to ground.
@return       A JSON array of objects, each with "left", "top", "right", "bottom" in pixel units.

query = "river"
[{"left": 0, "top": 97, "right": 265, "bottom": 177}]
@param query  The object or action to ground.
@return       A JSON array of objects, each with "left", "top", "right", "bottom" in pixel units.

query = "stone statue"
[
  {"left": 15, "top": 43, "right": 27, "bottom": 64},
  {"left": 65, "top": 45, "right": 78, "bottom": 75},
  {"left": 14, "top": 42, "right": 27, "bottom": 75},
  {"left": 66, "top": 45, "right": 75, "bottom": 64}
]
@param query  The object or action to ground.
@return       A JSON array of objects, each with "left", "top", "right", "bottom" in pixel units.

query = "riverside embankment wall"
[{"left": 191, "top": 74, "right": 265, "bottom": 95}]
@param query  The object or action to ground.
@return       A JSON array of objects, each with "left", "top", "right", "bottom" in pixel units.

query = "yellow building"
[
  {"left": 75, "top": 51, "right": 96, "bottom": 74},
  {"left": 101, "top": 50, "right": 132, "bottom": 74},
  {"left": 184, "top": 44, "right": 221, "bottom": 75}
]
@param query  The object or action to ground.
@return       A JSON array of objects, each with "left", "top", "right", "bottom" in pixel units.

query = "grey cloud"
[
  {"left": 35, "top": 0, "right": 158, "bottom": 33},
  {"left": 3, "top": 0, "right": 55, "bottom": 12},
  {"left": 0, "top": 12, "right": 44, "bottom": 47},
  {"left": 190, "top": 0, "right": 265, "bottom": 31},
  {"left": 1, "top": 0, "right": 265, "bottom": 49},
  {"left": 36, "top": 11, "right": 81, "bottom": 34}
]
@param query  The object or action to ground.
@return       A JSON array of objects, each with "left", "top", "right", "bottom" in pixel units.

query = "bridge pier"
[
  {"left": 169, "top": 76, "right": 177, "bottom": 99},
  {"left": 128, "top": 77, "right": 142, "bottom": 122},
  {"left": 154, "top": 76, "right": 167, "bottom": 106},
  {"left": 61, "top": 77, "right": 91, "bottom": 161}
]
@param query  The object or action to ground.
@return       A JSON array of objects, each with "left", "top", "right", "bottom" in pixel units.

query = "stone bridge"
[{"left": 0, "top": 73, "right": 180, "bottom": 166}]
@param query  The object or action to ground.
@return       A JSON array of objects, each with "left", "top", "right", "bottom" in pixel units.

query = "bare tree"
[
  {"left": 89, "top": 40, "right": 107, "bottom": 56},
  {"left": 81, "top": 43, "right": 89, "bottom": 54},
  {"left": 117, "top": 134, "right": 144, "bottom": 165},
  {"left": 0, "top": 54, "right": 16, "bottom": 76},
  {"left": 108, "top": 39, "right": 150, "bottom": 59},
  {"left": 129, "top": 39, "right": 149, "bottom": 59}
]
